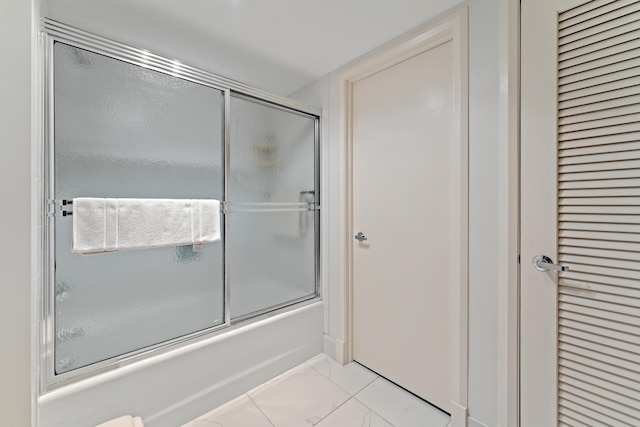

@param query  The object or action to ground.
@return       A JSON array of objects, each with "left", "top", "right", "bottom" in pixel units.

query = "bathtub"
[{"left": 38, "top": 302, "right": 323, "bottom": 427}]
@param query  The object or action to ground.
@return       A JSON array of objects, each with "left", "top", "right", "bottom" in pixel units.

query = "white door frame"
[
  {"left": 338, "top": 8, "right": 469, "bottom": 425},
  {"left": 497, "top": 0, "right": 520, "bottom": 426}
]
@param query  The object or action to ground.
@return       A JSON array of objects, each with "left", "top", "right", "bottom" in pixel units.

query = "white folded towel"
[
  {"left": 72, "top": 198, "right": 221, "bottom": 255},
  {"left": 95, "top": 415, "right": 144, "bottom": 427}
]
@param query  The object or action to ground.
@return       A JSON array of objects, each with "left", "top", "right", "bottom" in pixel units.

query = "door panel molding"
[{"left": 338, "top": 7, "right": 469, "bottom": 426}]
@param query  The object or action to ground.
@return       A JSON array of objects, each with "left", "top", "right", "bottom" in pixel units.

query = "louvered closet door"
[{"left": 522, "top": 0, "right": 640, "bottom": 426}]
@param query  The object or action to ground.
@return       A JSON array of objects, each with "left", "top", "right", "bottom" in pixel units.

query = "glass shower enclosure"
[{"left": 45, "top": 31, "right": 320, "bottom": 386}]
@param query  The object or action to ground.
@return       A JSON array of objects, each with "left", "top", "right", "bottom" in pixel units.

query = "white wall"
[
  {"left": 290, "top": 1, "right": 501, "bottom": 426},
  {"left": 467, "top": 0, "right": 500, "bottom": 425},
  {"left": 0, "top": 0, "right": 35, "bottom": 425}
]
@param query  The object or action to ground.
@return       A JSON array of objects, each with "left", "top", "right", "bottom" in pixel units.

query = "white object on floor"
[
  {"left": 95, "top": 415, "right": 144, "bottom": 427},
  {"left": 72, "top": 198, "right": 220, "bottom": 255}
]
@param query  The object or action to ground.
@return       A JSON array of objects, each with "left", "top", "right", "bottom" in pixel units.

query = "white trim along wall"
[
  {"left": 336, "top": 8, "right": 470, "bottom": 427},
  {"left": 497, "top": 0, "right": 520, "bottom": 426}
]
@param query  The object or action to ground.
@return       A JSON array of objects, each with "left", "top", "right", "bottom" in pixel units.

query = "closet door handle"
[{"left": 532, "top": 255, "right": 569, "bottom": 272}]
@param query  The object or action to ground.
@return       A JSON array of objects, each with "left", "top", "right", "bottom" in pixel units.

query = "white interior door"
[
  {"left": 522, "top": 1, "right": 640, "bottom": 425},
  {"left": 352, "top": 40, "right": 455, "bottom": 412}
]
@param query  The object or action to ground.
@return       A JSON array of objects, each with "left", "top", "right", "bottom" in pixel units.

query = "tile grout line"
[
  {"left": 297, "top": 361, "right": 353, "bottom": 426},
  {"left": 305, "top": 357, "right": 380, "bottom": 397},
  {"left": 353, "top": 377, "right": 451, "bottom": 427},
  {"left": 304, "top": 360, "right": 355, "bottom": 397},
  {"left": 318, "top": 395, "right": 401, "bottom": 427},
  {"left": 246, "top": 392, "right": 277, "bottom": 427},
  {"left": 187, "top": 355, "right": 454, "bottom": 427},
  {"left": 349, "top": 373, "right": 379, "bottom": 396},
  {"left": 248, "top": 361, "right": 350, "bottom": 427},
  {"left": 305, "top": 359, "right": 394, "bottom": 427},
  {"left": 352, "top": 391, "right": 398, "bottom": 427},
  {"left": 311, "top": 396, "right": 355, "bottom": 426}
]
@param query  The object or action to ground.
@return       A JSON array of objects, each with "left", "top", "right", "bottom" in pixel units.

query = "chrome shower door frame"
[{"left": 40, "top": 19, "right": 321, "bottom": 392}]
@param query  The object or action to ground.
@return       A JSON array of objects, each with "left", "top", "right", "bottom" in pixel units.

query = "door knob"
[
  {"left": 354, "top": 232, "right": 368, "bottom": 242},
  {"left": 532, "top": 255, "right": 569, "bottom": 272}
]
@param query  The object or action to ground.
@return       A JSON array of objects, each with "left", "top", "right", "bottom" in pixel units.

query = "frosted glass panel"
[
  {"left": 229, "top": 97, "right": 316, "bottom": 203},
  {"left": 229, "top": 96, "right": 317, "bottom": 319},
  {"left": 53, "top": 43, "right": 224, "bottom": 373},
  {"left": 229, "top": 211, "right": 316, "bottom": 318}
]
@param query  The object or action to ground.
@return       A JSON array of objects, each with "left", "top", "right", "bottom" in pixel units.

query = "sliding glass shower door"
[
  {"left": 48, "top": 38, "right": 319, "bottom": 382},
  {"left": 53, "top": 43, "right": 226, "bottom": 374},
  {"left": 228, "top": 96, "right": 318, "bottom": 319}
]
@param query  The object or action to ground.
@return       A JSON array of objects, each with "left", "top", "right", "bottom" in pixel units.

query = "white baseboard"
[
  {"left": 322, "top": 334, "right": 337, "bottom": 360},
  {"left": 335, "top": 338, "right": 345, "bottom": 364},
  {"left": 323, "top": 334, "right": 346, "bottom": 364},
  {"left": 450, "top": 400, "right": 468, "bottom": 427}
]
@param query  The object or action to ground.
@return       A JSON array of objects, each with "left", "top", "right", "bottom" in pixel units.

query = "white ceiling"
[{"left": 44, "top": 0, "right": 461, "bottom": 95}]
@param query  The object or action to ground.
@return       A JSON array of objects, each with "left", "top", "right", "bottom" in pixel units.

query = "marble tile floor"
[{"left": 182, "top": 353, "right": 451, "bottom": 427}]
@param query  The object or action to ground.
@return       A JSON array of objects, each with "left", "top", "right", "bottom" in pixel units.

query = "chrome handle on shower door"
[
  {"left": 354, "top": 232, "right": 368, "bottom": 242},
  {"left": 532, "top": 255, "right": 569, "bottom": 272}
]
